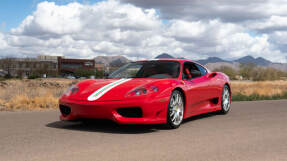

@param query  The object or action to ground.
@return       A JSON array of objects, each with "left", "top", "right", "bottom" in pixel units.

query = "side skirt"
[{"left": 184, "top": 97, "right": 221, "bottom": 119}]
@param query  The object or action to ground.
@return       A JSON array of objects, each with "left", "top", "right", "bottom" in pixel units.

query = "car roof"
[
  {"left": 136, "top": 58, "right": 198, "bottom": 64},
  {"left": 136, "top": 58, "right": 210, "bottom": 72}
]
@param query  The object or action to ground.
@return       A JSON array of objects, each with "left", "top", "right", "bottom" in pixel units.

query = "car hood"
[{"left": 68, "top": 78, "right": 173, "bottom": 102}]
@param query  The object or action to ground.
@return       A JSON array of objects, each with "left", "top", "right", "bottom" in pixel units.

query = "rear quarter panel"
[{"left": 209, "top": 72, "right": 231, "bottom": 98}]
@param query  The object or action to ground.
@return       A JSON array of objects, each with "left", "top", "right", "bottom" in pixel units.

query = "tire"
[
  {"left": 220, "top": 85, "right": 231, "bottom": 114},
  {"left": 166, "top": 90, "right": 185, "bottom": 129}
]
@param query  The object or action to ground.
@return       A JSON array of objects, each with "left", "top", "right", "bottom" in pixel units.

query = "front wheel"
[
  {"left": 220, "top": 85, "right": 231, "bottom": 114},
  {"left": 166, "top": 90, "right": 184, "bottom": 129}
]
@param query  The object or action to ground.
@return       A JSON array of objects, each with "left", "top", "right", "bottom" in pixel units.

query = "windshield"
[{"left": 108, "top": 61, "right": 180, "bottom": 79}]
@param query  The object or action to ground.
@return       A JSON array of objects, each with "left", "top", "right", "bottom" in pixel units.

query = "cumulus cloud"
[
  {"left": 4, "top": 0, "right": 164, "bottom": 59},
  {"left": 0, "top": 33, "right": 8, "bottom": 49},
  {"left": 11, "top": 2, "right": 83, "bottom": 36},
  {"left": 0, "top": 0, "right": 286, "bottom": 63},
  {"left": 247, "top": 16, "right": 287, "bottom": 33},
  {"left": 12, "top": 0, "right": 161, "bottom": 36},
  {"left": 121, "top": 0, "right": 268, "bottom": 22}
]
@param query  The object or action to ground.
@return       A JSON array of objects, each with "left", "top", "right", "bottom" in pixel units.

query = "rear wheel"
[
  {"left": 220, "top": 85, "right": 231, "bottom": 114},
  {"left": 166, "top": 90, "right": 184, "bottom": 129}
]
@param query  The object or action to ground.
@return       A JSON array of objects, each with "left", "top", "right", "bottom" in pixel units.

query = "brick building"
[
  {"left": 0, "top": 57, "right": 58, "bottom": 78},
  {"left": 0, "top": 56, "right": 101, "bottom": 78},
  {"left": 57, "top": 57, "right": 95, "bottom": 76}
]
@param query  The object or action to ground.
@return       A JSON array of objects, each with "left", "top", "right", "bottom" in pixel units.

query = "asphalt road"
[{"left": 0, "top": 100, "right": 287, "bottom": 161}]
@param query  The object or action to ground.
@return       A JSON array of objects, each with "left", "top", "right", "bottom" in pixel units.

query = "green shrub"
[
  {"left": 238, "top": 63, "right": 287, "bottom": 81},
  {"left": 95, "top": 69, "right": 104, "bottom": 78},
  {"left": 4, "top": 74, "right": 13, "bottom": 79},
  {"left": 28, "top": 74, "right": 40, "bottom": 79},
  {"left": 74, "top": 69, "right": 95, "bottom": 78},
  {"left": 232, "top": 91, "right": 287, "bottom": 101},
  {"left": 213, "top": 66, "right": 237, "bottom": 80}
]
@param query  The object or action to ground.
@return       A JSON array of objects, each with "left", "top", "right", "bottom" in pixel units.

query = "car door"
[
  {"left": 194, "top": 64, "right": 213, "bottom": 99},
  {"left": 182, "top": 62, "right": 210, "bottom": 113}
]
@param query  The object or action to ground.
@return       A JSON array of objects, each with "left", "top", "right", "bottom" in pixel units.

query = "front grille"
[
  {"left": 116, "top": 107, "right": 143, "bottom": 118},
  {"left": 59, "top": 105, "right": 71, "bottom": 116}
]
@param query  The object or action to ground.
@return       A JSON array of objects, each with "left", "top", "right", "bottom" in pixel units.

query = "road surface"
[{"left": 0, "top": 100, "right": 287, "bottom": 161}]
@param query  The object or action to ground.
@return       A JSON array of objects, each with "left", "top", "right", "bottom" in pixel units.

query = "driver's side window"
[{"left": 183, "top": 62, "right": 201, "bottom": 80}]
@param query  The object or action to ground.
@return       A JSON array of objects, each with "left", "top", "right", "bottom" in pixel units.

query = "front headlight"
[
  {"left": 127, "top": 85, "right": 159, "bottom": 97},
  {"left": 62, "top": 85, "right": 79, "bottom": 97}
]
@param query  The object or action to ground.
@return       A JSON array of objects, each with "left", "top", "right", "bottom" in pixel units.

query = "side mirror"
[{"left": 190, "top": 70, "right": 201, "bottom": 77}]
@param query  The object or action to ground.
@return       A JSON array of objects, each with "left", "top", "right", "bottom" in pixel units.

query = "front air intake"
[{"left": 116, "top": 107, "right": 143, "bottom": 118}]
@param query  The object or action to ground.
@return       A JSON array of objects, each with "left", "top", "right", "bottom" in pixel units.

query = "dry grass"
[
  {"left": 0, "top": 79, "right": 286, "bottom": 111},
  {"left": 0, "top": 78, "right": 77, "bottom": 111},
  {"left": 231, "top": 80, "right": 287, "bottom": 96}
]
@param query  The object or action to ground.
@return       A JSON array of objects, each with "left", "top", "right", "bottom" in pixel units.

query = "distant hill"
[
  {"left": 205, "top": 62, "right": 241, "bottom": 71},
  {"left": 154, "top": 54, "right": 273, "bottom": 67},
  {"left": 95, "top": 54, "right": 287, "bottom": 72},
  {"left": 197, "top": 55, "right": 287, "bottom": 72},
  {"left": 197, "top": 57, "right": 230, "bottom": 65},
  {"left": 234, "top": 56, "right": 272, "bottom": 66},
  {"left": 155, "top": 53, "right": 174, "bottom": 59},
  {"left": 94, "top": 56, "right": 130, "bottom": 67}
]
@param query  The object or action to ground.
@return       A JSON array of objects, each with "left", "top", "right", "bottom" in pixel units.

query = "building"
[
  {"left": 58, "top": 57, "right": 95, "bottom": 76},
  {"left": 0, "top": 56, "right": 97, "bottom": 78},
  {"left": 94, "top": 63, "right": 105, "bottom": 71},
  {"left": 37, "top": 55, "right": 59, "bottom": 62},
  {"left": 0, "top": 57, "right": 58, "bottom": 78}
]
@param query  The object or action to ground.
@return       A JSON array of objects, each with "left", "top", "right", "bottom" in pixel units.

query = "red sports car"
[{"left": 59, "top": 59, "right": 231, "bottom": 128}]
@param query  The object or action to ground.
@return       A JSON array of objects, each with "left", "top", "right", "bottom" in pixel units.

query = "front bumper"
[{"left": 59, "top": 97, "right": 169, "bottom": 124}]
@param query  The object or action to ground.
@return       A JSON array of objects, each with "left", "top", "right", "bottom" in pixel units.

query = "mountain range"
[
  {"left": 94, "top": 53, "right": 287, "bottom": 72},
  {"left": 154, "top": 53, "right": 287, "bottom": 72},
  {"left": 155, "top": 53, "right": 175, "bottom": 59},
  {"left": 94, "top": 56, "right": 130, "bottom": 67}
]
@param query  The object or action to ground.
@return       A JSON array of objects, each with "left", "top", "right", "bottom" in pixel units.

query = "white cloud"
[
  {"left": 0, "top": 33, "right": 8, "bottom": 49},
  {"left": 0, "top": 0, "right": 286, "bottom": 63},
  {"left": 270, "top": 31, "right": 287, "bottom": 45},
  {"left": 168, "top": 20, "right": 206, "bottom": 39},
  {"left": 4, "top": 0, "right": 164, "bottom": 59},
  {"left": 11, "top": 2, "right": 83, "bottom": 36},
  {"left": 247, "top": 16, "right": 287, "bottom": 32}
]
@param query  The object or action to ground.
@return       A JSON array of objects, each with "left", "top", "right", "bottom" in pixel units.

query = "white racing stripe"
[{"left": 87, "top": 78, "right": 132, "bottom": 101}]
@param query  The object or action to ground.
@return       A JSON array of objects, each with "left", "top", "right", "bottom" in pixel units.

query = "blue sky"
[
  {"left": 0, "top": 0, "right": 33, "bottom": 32},
  {"left": 0, "top": 0, "right": 103, "bottom": 32}
]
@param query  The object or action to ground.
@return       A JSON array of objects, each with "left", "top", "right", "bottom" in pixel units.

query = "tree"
[
  {"left": 74, "top": 69, "right": 96, "bottom": 78},
  {"left": 95, "top": 69, "right": 104, "bottom": 78},
  {"left": 213, "top": 66, "right": 237, "bottom": 80},
  {"left": 252, "top": 67, "right": 286, "bottom": 81},
  {"left": 239, "top": 63, "right": 256, "bottom": 80}
]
